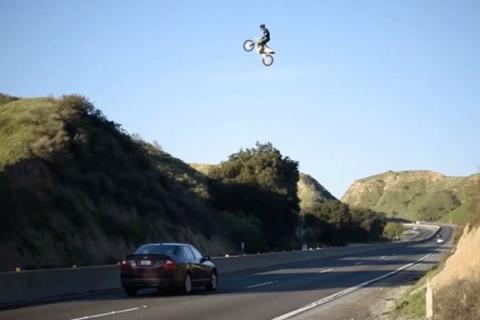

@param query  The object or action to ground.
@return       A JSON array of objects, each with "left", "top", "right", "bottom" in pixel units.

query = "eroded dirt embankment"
[
  {"left": 432, "top": 225, "right": 480, "bottom": 290},
  {"left": 430, "top": 224, "right": 480, "bottom": 319}
]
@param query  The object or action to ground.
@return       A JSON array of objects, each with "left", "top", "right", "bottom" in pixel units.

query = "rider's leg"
[
  {"left": 262, "top": 40, "right": 271, "bottom": 54},
  {"left": 258, "top": 40, "right": 266, "bottom": 54}
]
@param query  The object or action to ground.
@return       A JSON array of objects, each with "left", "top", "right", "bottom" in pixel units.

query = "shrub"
[
  {"left": 383, "top": 222, "right": 404, "bottom": 240},
  {"left": 217, "top": 211, "right": 266, "bottom": 253},
  {"left": 434, "top": 278, "right": 480, "bottom": 320}
]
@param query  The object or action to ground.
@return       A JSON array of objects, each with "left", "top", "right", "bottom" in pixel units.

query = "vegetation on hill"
[
  {"left": 207, "top": 142, "right": 301, "bottom": 251},
  {"left": 0, "top": 94, "right": 237, "bottom": 270},
  {"left": 382, "top": 222, "right": 405, "bottom": 240},
  {"left": 0, "top": 93, "right": 389, "bottom": 270},
  {"left": 341, "top": 170, "right": 480, "bottom": 224},
  {"left": 192, "top": 151, "right": 386, "bottom": 249},
  {"left": 0, "top": 93, "right": 18, "bottom": 106},
  {"left": 303, "top": 200, "right": 386, "bottom": 246},
  {"left": 190, "top": 164, "right": 338, "bottom": 213}
]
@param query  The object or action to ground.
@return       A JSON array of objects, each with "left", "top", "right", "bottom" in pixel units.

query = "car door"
[
  {"left": 182, "top": 246, "right": 202, "bottom": 284},
  {"left": 189, "top": 245, "right": 209, "bottom": 283}
]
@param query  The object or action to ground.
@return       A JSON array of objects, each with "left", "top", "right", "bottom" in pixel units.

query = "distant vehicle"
[
  {"left": 436, "top": 238, "right": 445, "bottom": 244},
  {"left": 243, "top": 38, "right": 275, "bottom": 66},
  {"left": 120, "top": 243, "right": 217, "bottom": 296}
]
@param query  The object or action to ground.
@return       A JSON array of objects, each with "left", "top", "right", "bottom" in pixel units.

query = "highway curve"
[{"left": 0, "top": 225, "right": 453, "bottom": 320}]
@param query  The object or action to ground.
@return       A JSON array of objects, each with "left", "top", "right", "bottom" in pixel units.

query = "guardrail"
[{"left": 0, "top": 224, "right": 441, "bottom": 308}]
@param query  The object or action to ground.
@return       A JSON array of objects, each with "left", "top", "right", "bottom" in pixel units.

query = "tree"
[
  {"left": 208, "top": 142, "right": 300, "bottom": 250},
  {"left": 383, "top": 222, "right": 405, "bottom": 240}
]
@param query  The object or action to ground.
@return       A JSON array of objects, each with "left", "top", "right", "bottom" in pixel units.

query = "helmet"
[{"left": 260, "top": 24, "right": 265, "bottom": 28}]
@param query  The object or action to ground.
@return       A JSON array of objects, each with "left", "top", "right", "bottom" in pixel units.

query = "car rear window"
[{"left": 135, "top": 244, "right": 180, "bottom": 256}]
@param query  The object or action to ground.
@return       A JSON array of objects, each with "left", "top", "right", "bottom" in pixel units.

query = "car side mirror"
[{"left": 202, "top": 256, "right": 211, "bottom": 262}]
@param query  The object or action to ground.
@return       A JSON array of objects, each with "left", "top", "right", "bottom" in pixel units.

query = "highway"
[{"left": 0, "top": 225, "right": 453, "bottom": 320}]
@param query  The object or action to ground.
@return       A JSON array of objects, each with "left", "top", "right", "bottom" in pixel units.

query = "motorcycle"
[{"left": 243, "top": 38, "right": 275, "bottom": 67}]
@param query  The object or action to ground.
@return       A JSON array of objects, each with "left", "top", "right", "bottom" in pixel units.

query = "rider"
[{"left": 258, "top": 24, "right": 271, "bottom": 54}]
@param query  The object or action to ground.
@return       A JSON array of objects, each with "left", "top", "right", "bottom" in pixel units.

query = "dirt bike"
[{"left": 243, "top": 38, "right": 275, "bottom": 66}]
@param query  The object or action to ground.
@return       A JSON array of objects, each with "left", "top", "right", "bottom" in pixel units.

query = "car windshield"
[{"left": 135, "top": 244, "right": 180, "bottom": 256}]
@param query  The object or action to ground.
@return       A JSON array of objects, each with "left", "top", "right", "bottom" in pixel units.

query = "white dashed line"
[
  {"left": 380, "top": 256, "right": 386, "bottom": 259},
  {"left": 320, "top": 268, "right": 333, "bottom": 273},
  {"left": 70, "top": 305, "right": 147, "bottom": 320},
  {"left": 354, "top": 261, "right": 363, "bottom": 265},
  {"left": 246, "top": 280, "right": 279, "bottom": 289},
  {"left": 271, "top": 253, "right": 433, "bottom": 320}
]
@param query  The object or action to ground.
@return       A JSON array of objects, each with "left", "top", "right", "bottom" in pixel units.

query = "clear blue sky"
[{"left": 1, "top": 0, "right": 479, "bottom": 197}]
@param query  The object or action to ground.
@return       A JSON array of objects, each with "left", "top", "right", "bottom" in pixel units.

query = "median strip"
[
  {"left": 271, "top": 253, "right": 433, "bottom": 320},
  {"left": 70, "top": 305, "right": 147, "bottom": 320}
]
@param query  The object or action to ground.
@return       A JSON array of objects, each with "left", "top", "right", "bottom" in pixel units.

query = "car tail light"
[
  {"left": 164, "top": 258, "right": 176, "bottom": 271},
  {"left": 120, "top": 260, "right": 136, "bottom": 270}
]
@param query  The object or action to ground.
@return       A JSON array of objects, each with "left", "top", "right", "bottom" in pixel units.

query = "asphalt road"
[{"left": 0, "top": 225, "right": 453, "bottom": 320}]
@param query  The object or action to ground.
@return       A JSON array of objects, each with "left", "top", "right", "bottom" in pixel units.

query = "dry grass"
[{"left": 434, "top": 277, "right": 480, "bottom": 320}]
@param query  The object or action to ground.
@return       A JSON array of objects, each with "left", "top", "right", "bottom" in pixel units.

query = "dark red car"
[{"left": 120, "top": 243, "right": 217, "bottom": 296}]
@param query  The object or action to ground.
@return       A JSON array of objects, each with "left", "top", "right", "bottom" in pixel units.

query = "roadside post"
[{"left": 426, "top": 278, "right": 433, "bottom": 319}]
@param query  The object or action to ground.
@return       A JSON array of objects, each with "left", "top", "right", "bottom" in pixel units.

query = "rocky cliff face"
[{"left": 341, "top": 170, "right": 480, "bottom": 223}]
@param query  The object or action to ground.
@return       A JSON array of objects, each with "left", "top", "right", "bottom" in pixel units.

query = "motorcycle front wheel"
[
  {"left": 243, "top": 40, "right": 255, "bottom": 52},
  {"left": 262, "top": 54, "right": 274, "bottom": 66}
]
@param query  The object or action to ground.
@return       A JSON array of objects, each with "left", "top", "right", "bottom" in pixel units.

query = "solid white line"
[
  {"left": 246, "top": 280, "right": 279, "bottom": 289},
  {"left": 70, "top": 305, "right": 147, "bottom": 320},
  {"left": 271, "top": 253, "right": 432, "bottom": 320}
]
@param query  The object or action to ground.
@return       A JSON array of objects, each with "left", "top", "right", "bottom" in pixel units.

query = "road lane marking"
[
  {"left": 354, "top": 261, "right": 363, "bottom": 265},
  {"left": 380, "top": 256, "right": 386, "bottom": 259},
  {"left": 70, "top": 305, "right": 147, "bottom": 320},
  {"left": 257, "top": 268, "right": 333, "bottom": 275},
  {"left": 271, "top": 253, "right": 432, "bottom": 320},
  {"left": 320, "top": 268, "right": 333, "bottom": 273},
  {"left": 246, "top": 280, "right": 279, "bottom": 289}
]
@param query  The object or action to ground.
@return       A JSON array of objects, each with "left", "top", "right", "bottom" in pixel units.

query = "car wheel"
[
  {"left": 206, "top": 271, "right": 217, "bottom": 291},
  {"left": 124, "top": 286, "right": 137, "bottom": 296},
  {"left": 182, "top": 273, "right": 192, "bottom": 295}
]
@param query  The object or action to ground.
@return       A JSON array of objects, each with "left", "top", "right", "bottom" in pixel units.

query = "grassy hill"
[
  {"left": 297, "top": 173, "right": 336, "bottom": 212},
  {"left": 190, "top": 164, "right": 337, "bottom": 213},
  {"left": 0, "top": 95, "right": 234, "bottom": 271},
  {"left": 341, "top": 170, "right": 480, "bottom": 224}
]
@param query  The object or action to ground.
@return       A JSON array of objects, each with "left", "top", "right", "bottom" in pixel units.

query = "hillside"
[
  {"left": 341, "top": 170, "right": 480, "bottom": 223},
  {"left": 0, "top": 95, "right": 234, "bottom": 271},
  {"left": 190, "top": 164, "right": 337, "bottom": 213},
  {"left": 297, "top": 173, "right": 337, "bottom": 212}
]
